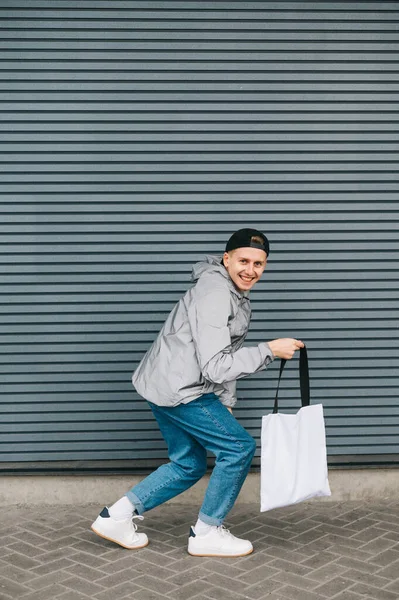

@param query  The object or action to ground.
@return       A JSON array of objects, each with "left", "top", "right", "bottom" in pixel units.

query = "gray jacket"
[{"left": 132, "top": 255, "right": 274, "bottom": 407}]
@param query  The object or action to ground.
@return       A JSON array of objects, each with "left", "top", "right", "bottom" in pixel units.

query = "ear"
[{"left": 222, "top": 251, "right": 229, "bottom": 268}]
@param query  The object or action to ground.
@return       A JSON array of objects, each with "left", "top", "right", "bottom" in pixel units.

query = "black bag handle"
[{"left": 273, "top": 345, "right": 309, "bottom": 414}]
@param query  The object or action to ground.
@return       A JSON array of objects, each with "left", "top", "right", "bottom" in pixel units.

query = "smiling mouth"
[{"left": 239, "top": 275, "right": 255, "bottom": 282}]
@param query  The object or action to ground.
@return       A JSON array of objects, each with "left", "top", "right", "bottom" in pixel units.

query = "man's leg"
[
  {"left": 147, "top": 394, "right": 256, "bottom": 557},
  {"left": 127, "top": 402, "right": 208, "bottom": 513},
  {"left": 91, "top": 400, "right": 207, "bottom": 549},
  {"left": 195, "top": 399, "right": 256, "bottom": 527},
  {"left": 92, "top": 394, "right": 255, "bottom": 555},
  {"left": 138, "top": 394, "right": 256, "bottom": 557},
  {"left": 132, "top": 395, "right": 255, "bottom": 523}
]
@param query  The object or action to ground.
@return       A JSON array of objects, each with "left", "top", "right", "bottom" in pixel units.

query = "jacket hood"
[{"left": 191, "top": 255, "right": 246, "bottom": 297}]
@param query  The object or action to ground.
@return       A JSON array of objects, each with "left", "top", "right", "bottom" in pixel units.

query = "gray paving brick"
[
  {"left": 134, "top": 561, "right": 177, "bottom": 579},
  {"left": 65, "top": 563, "right": 104, "bottom": 582},
  {"left": 236, "top": 564, "right": 281, "bottom": 585},
  {"left": 133, "top": 589, "right": 172, "bottom": 600},
  {"left": 205, "top": 572, "right": 250, "bottom": 593},
  {"left": 300, "top": 551, "right": 338, "bottom": 570},
  {"left": 268, "top": 558, "right": 313, "bottom": 577},
  {"left": 318, "top": 534, "right": 364, "bottom": 550},
  {"left": 98, "top": 569, "right": 150, "bottom": 589},
  {"left": 286, "top": 529, "right": 327, "bottom": 545},
  {"left": 335, "top": 556, "right": 380, "bottom": 574},
  {"left": 37, "top": 548, "right": 79, "bottom": 563},
  {"left": 376, "top": 559, "right": 399, "bottom": 580},
  {"left": 262, "top": 536, "right": 304, "bottom": 551},
  {"left": 61, "top": 576, "right": 105, "bottom": 596},
  {"left": 367, "top": 547, "right": 399, "bottom": 567},
  {"left": 136, "top": 549, "right": 178, "bottom": 568},
  {"left": 375, "top": 522, "right": 399, "bottom": 534},
  {"left": 306, "top": 563, "right": 349, "bottom": 584},
  {"left": 57, "top": 591, "right": 92, "bottom": 600},
  {"left": 329, "top": 593, "right": 368, "bottom": 600},
  {"left": 260, "top": 545, "right": 307, "bottom": 564},
  {"left": 1, "top": 553, "right": 42, "bottom": 570},
  {"left": 202, "top": 584, "right": 249, "bottom": 600},
  {"left": 0, "top": 577, "right": 30, "bottom": 599},
  {"left": 198, "top": 561, "right": 246, "bottom": 578},
  {"left": 19, "top": 583, "right": 67, "bottom": 600},
  {"left": 39, "top": 538, "right": 80, "bottom": 552},
  {"left": 360, "top": 536, "right": 397, "bottom": 554},
  {"left": 66, "top": 551, "right": 110, "bottom": 570},
  {"left": 343, "top": 569, "right": 391, "bottom": 588},
  {"left": 21, "top": 522, "right": 55, "bottom": 537},
  {"left": 353, "top": 526, "right": 387, "bottom": 542},
  {"left": 243, "top": 579, "right": 284, "bottom": 599},
  {"left": 5, "top": 542, "right": 46, "bottom": 559},
  {"left": 236, "top": 551, "right": 274, "bottom": 570},
  {"left": 302, "top": 538, "right": 338, "bottom": 553},
  {"left": 166, "top": 566, "right": 209, "bottom": 586},
  {"left": 285, "top": 519, "right": 320, "bottom": 535},
  {"left": 257, "top": 525, "right": 294, "bottom": 540},
  {"left": 385, "top": 579, "right": 399, "bottom": 594},
  {"left": 314, "top": 576, "right": 355, "bottom": 597},
  {"left": 314, "top": 523, "right": 361, "bottom": 538},
  {"left": 30, "top": 558, "right": 76, "bottom": 576},
  {"left": 1, "top": 501, "right": 398, "bottom": 600},
  {"left": 271, "top": 584, "right": 326, "bottom": 600},
  {"left": 27, "top": 570, "right": 73, "bottom": 591},
  {"left": 350, "top": 582, "right": 399, "bottom": 600},
  {"left": 134, "top": 574, "right": 178, "bottom": 595},
  {"left": 382, "top": 531, "right": 399, "bottom": 543},
  {"left": 70, "top": 540, "right": 112, "bottom": 556},
  {"left": 13, "top": 530, "right": 51, "bottom": 547},
  {"left": 329, "top": 544, "right": 377, "bottom": 561},
  {"left": 271, "top": 571, "right": 319, "bottom": 591},
  {"left": 95, "top": 581, "right": 142, "bottom": 600},
  {"left": 0, "top": 564, "right": 37, "bottom": 584}
]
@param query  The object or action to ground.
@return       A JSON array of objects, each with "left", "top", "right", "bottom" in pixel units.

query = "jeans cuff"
[
  {"left": 126, "top": 491, "right": 144, "bottom": 515},
  {"left": 198, "top": 510, "right": 223, "bottom": 526}
]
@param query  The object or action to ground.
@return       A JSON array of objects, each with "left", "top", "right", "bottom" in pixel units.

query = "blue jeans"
[{"left": 126, "top": 393, "right": 256, "bottom": 526}]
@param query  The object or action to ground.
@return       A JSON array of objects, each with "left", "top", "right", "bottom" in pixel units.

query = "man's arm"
[
  {"left": 187, "top": 287, "right": 273, "bottom": 385},
  {"left": 187, "top": 287, "right": 304, "bottom": 386}
]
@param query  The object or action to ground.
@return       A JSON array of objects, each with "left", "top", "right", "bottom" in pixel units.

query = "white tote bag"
[{"left": 260, "top": 346, "right": 331, "bottom": 512}]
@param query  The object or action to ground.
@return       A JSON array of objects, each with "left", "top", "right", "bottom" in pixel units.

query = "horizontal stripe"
[{"left": 1, "top": 1, "right": 398, "bottom": 465}]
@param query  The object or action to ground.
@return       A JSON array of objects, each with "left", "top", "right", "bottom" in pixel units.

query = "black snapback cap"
[{"left": 225, "top": 228, "right": 269, "bottom": 256}]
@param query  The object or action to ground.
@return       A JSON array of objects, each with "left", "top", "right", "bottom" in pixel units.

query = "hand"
[{"left": 268, "top": 338, "right": 304, "bottom": 360}]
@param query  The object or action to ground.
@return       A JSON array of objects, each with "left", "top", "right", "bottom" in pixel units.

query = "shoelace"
[
  {"left": 132, "top": 514, "right": 144, "bottom": 532},
  {"left": 216, "top": 525, "right": 234, "bottom": 538}
]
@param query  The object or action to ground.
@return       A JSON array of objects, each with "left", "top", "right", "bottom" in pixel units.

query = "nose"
[{"left": 245, "top": 263, "right": 255, "bottom": 276}]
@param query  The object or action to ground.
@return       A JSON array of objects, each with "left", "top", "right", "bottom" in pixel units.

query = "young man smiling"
[{"left": 91, "top": 228, "right": 304, "bottom": 557}]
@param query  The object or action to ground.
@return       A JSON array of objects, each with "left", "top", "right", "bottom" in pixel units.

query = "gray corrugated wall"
[{"left": 1, "top": 1, "right": 398, "bottom": 468}]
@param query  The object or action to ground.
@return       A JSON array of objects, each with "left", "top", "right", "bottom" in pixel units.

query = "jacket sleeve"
[
  {"left": 218, "top": 380, "right": 237, "bottom": 408},
  {"left": 187, "top": 286, "right": 274, "bottom": 385}
]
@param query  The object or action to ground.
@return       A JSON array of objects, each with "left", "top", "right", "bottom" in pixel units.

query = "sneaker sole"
[
  {"left": 91, "top": 525, "right": 149, "bottom": 550},
  {"left": 187, "top": 547, "right": 253, "bottom": 558}
]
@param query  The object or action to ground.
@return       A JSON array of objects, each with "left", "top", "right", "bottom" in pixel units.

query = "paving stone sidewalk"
[{"left": 1, "top": 500, "right": 399, "bottom": 600}]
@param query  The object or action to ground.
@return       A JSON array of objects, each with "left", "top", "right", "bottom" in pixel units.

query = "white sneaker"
[
  {"left": 187, "top": 525, "right": 253, "bottom": 557},
  {"left": 91, "top": 507, "right": 149, "bottom": 550}
]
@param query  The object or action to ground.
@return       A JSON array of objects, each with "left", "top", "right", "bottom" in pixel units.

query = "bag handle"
[{"left": 273, "top": 345, "right": 309, "bottom": 414}]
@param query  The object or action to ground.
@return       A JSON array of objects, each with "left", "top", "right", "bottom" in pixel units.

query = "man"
[{"left": 92, "top": 228, "right": 304, "bottom": 557}]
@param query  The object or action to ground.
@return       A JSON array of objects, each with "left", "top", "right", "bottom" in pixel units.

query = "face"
[{"left": 223, "top": 247, "right": 267, "bottom": 292}]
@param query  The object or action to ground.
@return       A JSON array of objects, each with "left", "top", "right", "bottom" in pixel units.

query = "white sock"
[
  {"left": 194, "top": 518, "right": 215, "bottom": 535},
  {"left": 108, "top": 496, "right": 135, "bottom": 521}
]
